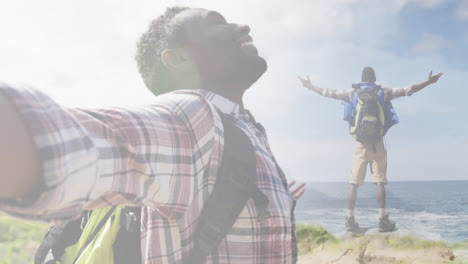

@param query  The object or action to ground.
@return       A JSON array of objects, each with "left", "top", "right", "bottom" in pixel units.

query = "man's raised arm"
[
  {"left": 385, "top": 71, "right": 444, "bottom": 100},
  {"left": 298, "top": 75, "right": 353, "bottom": 102},
  {"left": 0, "top": 89, "right": 41, "bottom": 199},
  {"left": 0, "top": 84, "right": 216, "bottom": 223},
  {"left": 408, "top": 71, "right": 444, "bottom": 93}
]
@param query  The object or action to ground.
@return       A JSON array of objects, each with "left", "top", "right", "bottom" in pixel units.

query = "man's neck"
[
  {"left": 173, "top": 73, "right": 247, "bottom": 108},
  {"left": 201, "top": 80, "right": 247, "bottom": 109}
]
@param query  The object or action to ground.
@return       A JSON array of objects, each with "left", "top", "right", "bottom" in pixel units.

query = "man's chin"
[
  {"left": 250, "top": 57, "right": 267, "bottom": 82},
  {"left": 240, "top": 61, "right": 267, "bottom": 90}
]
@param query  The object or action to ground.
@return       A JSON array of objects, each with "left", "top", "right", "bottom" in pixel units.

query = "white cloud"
[
  {"left": 185, "top": 0, "right": 361, "bottom": 39},
  {"left": 272, "top": 137, "right": 354, "bottom": 182},
  {"left": 412, "top": 32, "right": 448, "bottom": 53},
  {"left": 0, "top": 0, "right": 175, "bottom": 107},
  {"left": 457, "top": 0, "right": 468, "bottom": 20},
  {"left": 0, "top": 0, "right": 465, "bottom": 182},
  {"left": 274, "top": 134, "right": 468, "bottom": 183},
  {"left": 388, "top": 135, "right": 468, "bottom": 181},
  {"left": 395, "top": 0, "right": 449, "bottom": 9}
]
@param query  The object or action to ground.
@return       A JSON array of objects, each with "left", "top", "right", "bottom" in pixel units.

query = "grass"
[
  {"left": 296, "top": 223, "right": 336, "bottom": 253},
  {"left": 0, "top": 216, "right": 49, "bottom": 264},
  {"left": 296, "top": 224, "right": 468, "bottom": 263},
  {"left": 452, "top": 240, "right": 468, "bottom": 249},
  {"left": 449, "top": 260, "right": 468, "bottom": 264},
  {"left": 387, "top": 235, "right": 449, "bottom": 250}
]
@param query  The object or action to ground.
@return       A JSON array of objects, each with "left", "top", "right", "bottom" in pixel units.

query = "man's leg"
[
  {"left": 348, "top": 141, "right": 367, "bottom": 231},
  {"left": 348, "top": 183, "right": 359, "bottom": 218},
  {"left": 376, "top": 182, "right": 395, "bottom": 232},
  {"left": 345, "top": 183, "right": 360, "bottom": 231},
  {"left": 377, "top": 182, "right": 386, "bottom": 218},
  {"left": 370, "top": 142, "right": 395, "bottom": 232}
]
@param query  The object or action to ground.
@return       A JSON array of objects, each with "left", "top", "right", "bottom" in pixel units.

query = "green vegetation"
[
  {"left": 296, "top": 223, "right": 336, "bottom": 253},
  {"left": 450, "top": 259, "right": 468, "bottom": 264},
  {"left": 387, "top": 235, "right": 468, "bottom": 252},
  {"left": 388, "top": 235, "right": 448, "bottom": 249},
  {"left": 0, "top": 216, "right": 49, "bottom": 264},
  {"left": 452, "top": 240, "right": 468, "bottom": 249},
  {"left": 296, "top": 224, "right": 468, "bottom": 264}
]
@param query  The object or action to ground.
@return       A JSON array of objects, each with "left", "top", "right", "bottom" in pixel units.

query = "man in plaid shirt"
[{"left": 0, "top": 6, "right": 304, "bottom": 264}]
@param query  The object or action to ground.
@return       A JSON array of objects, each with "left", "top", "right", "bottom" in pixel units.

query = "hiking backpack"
[
  {"left": 35, "top": 109, "right": 270, "bottom": 264},
  {"left": 343, "top": 82, "right": 400, "bottom": 142},
  {"left": 347, "top": 83, "right": 385, "bottom": 144}
]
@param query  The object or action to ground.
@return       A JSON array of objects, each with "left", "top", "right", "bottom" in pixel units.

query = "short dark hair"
[
  {"left": 135, "top": 6, "right": 189, "bottom": 96},
  {"left": 362, "top": 66, "right": 376, "bottom": 82}
]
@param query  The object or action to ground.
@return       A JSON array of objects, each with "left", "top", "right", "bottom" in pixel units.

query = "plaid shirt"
[
  {"left": 0, "top": 85, "right": 297, "bottom": 264},
  {"left": 319, "top": 85, "right": 417, "bottom": 102}
]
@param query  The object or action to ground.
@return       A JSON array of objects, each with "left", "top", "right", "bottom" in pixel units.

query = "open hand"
[
  {"left": 288, "top": 180, "right": 306, "bottom": 200},
  {"left": 427, "top": 71, "right": 443, "bottom": 84},
  {"left": 297, "top": 75, "right": 314, "bottom": 90}
]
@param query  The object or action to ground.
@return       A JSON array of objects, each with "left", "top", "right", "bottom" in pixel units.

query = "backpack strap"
[
  {"left": 71, "top": 206, "right": 118, "bottom": 264},
  {"left": 186, "top": 109, "right": 270, "bottom": 264},
  {"left": 35, "top": 212, "right": 89, "bottom": 264},
  {"left": 113, "top": 206, "right": 141, "bottom": 264}
]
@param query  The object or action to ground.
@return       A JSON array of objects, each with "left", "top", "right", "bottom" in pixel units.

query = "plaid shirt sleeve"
[
  {"left": 319, "top": 88, "right": 354, "bottom": 102},
  {"left": 382, "top": 86, "right": 416, "bottom": 100},
  {"left": 0, "top": 84, "right": 217, "bottom": 223}
]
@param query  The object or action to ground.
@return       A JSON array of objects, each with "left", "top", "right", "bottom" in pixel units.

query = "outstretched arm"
[
  {"left": 298, "top": 75, "right": 353, "bottom": 102},
  {"left": 386, "top": 71, "right": 443, "bottom": 100},
  {"left": 298, "top": 75, "right": 327, "bottom": 94},
  {"left": 407, "top": 71, "right": 443, "bottom": 93},
  {"left": 0, "top": 91, "right": 41, "bottom": 199},
  {"left": 0, "top": 84, "right": 216, "bottom": 222}
]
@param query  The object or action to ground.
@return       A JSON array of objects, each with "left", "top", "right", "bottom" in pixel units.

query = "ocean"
[{"left": 294, "top": 181, "right": 468, "bottom": 242}]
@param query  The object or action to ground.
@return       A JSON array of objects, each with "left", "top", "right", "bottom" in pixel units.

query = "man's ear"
[{"left": 161, "top": 49, "right": 193, "bottom": 72}]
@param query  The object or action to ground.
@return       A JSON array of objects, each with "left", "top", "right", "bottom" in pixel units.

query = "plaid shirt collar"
[
  {"left": 197, "top": 89, "right": 241, "bottom": 117},
  {"left": 196, "top": 89, "right": 266, "bottom": 136}
]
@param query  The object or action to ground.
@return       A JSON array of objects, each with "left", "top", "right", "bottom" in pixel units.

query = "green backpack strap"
[
  {"left": 70, "top": 206, "right": 118, "bottom": 264},
  {"left": 186, "top": 109, "right": 270, "bottom": 264}
]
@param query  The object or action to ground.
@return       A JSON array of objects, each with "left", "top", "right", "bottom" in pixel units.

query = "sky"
[{"left": 0, "top": 0, "right": 466, "bottom": 183}]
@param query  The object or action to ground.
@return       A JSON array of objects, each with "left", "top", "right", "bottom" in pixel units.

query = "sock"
[
  {"left": 348, "top": 209, "right": 354, "bottom": 218},
  {"left": 379, "top": 208, "right": 386, "bottom": 218}
]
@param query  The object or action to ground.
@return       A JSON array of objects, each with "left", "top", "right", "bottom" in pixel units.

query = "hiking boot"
[
  {"left": 379, "top": 214, "right": 396, "bottom": 232},
  {"left": 345, "top": 216, "right": 360, "bottom": 232}
]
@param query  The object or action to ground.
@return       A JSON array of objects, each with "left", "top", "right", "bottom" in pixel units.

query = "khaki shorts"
[{"left": 350, "top": 141, "right": 388, "bottom": 185}]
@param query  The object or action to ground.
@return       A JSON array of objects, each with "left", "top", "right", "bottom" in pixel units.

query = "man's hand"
[
  {"left": 288, "top": 180, "right": 305, "bottom": 200},
  {"left": 427, "top": 70, "right": 444, "bottom": 84},
  {"left": 406, "top": 70, "right": 444, "bottom": 94},
  {"left": 297, "top": 75, "right": 314, "bottom": 90}
]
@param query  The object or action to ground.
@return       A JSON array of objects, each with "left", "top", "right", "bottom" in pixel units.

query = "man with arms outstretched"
[
  {"left": 299, "top": 67, "right": 442, "bottom": 232},
  {"left": 0, "top": 7, "right": 303, "bottom": 264}
]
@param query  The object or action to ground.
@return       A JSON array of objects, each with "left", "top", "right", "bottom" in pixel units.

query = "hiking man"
[
  {"left": 298, "top": 67, "right": 443, "bottom": 232},
  {"left": 0, "top": 7, "right": 304, "bottom": 263}
]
